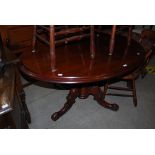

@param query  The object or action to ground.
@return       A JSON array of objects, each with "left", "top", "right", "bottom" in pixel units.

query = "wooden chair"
[
  {"left": 132, "top": 25, "right": 154, "bottom": 35},
  {"left": 103, "top": 29, "right": 154, "bottom": 106},
  {"left": 95, "top": 25, "right": 132, "bottom": 55},
  {"left": 132, "top": 26, "right": 154, "bottom": 43},
  {"left": 32, "top": 25, "right": 96, "bottom": 72}
]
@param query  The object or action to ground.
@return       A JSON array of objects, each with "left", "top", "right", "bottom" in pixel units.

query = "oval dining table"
[{"left": 20, "top": 34, "right": 145, "bottom": 121}]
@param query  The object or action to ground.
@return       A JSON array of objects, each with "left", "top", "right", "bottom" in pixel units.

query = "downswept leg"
[
  {"left": 51, "top": 88, "right": 79, "bottom": 121},
  {"left": 90, "top": 86, "right": 119, "bottom": 111}
]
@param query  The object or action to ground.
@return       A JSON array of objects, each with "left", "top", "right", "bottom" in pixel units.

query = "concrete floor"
[{"left": 23, "top": 57, "right": 155, "bottom": 129}]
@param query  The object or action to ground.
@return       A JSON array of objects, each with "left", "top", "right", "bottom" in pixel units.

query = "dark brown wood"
[
  {"left": 95, "top": 25, "right": 132, "bottom": 51},
  {"left": 20, "top": 33, "right": 145, "bottom": 121},
  {"left": 140, "top": 29, "right": 155, "bottom": 44},
  {"left": 20, "top": 34, "right": 145, "bottom": 84},
  {"left": 49, "top": 25, "right": 56, "bottom": 72},
  {"left": 107, "top": 86, "right": 132, "bottom": 91},
  {"left": 37, "top": 25, "right": 72, "bottom": 33},
  {"left": 96, "top": 25, "right": 131, "bottom": 32},
  {"left": 0, "top": 47, "right": 31, "bottom": 128},
  {"left": 32, "top": 25, "right": 36, "bottom": 52},
  {"left": 55, "top": 34, "right": 90, "bottom": 45},
  {"left": 127, "top": 26, "right": 132, "bottom": 45},
  {"left": 90, "top": 25, "right": 95, "bottom": 58},
  {"left": 36, "top": 33, "right": 90, "bottom": 46},
  {"left": 103, "top": 80, "right": 137, "bottom": 107},
  {"left": 51, "top": 86, "right": 119, "bottom": 121},
  {"left": 109, "top": 25, "right": 116, "bottom": 55},
  {"left": 35, "top": 26, "right": 90, "bottom": 45},
  {"left": 132, "top": 79, "right": 137, "bottom": 106},
  {"left": 0, "top": 26, "right": 34, "bottom": 55},
  {"left": 103, "top": 39, "right": 153, "bottom": 107},
  {"left": 55, "top": 26, "right": 90, "bottom": 36},
  {"left": 36, "top": 34, "right": 50, "bottom": 45},
  {"left": 38, "top": 25, "right": 49, "bottom": 31},
  {"left": 35, "top": 26, "right": 91, "bottom": 72},
  {"left": 51, "top": 88, "right": 78, "bottom": 121}
]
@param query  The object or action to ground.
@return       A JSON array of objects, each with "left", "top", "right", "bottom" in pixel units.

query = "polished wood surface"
[
  {"left": 109, "top": 25, "right": 116, "bottom": 55},
  {"left": 0, "top": 26, "right": 34, "bottom": 55},
  {"left": 33, "top": 25, "right": 95, "bottom": 72},
  {"left": 0, "top": 47, "right": 31, "bottom": 128},
  {"left": 20, "top": 33, "right": 145, "bottom": 121},
  {"left": 51, "top": 86, "right": 119, "bottom": 121},
  {"left": 20, "top": 34, "right": 145, "bottom": 84}
]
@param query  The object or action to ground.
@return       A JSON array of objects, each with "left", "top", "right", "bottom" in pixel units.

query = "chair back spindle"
[
  {"left": 49, "top": 26, "right": 56, "bottom": 72},
  {"left": 32, "top": 25, "right": 96, "bottom": 72},
  {"left": 109, "top": 25, "right": 116, "bottom": 55},
  {"left": 90, "top": 25, "right": 95, "bottom": 58}
]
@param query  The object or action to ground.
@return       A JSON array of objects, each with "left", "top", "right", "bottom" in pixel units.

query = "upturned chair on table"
[
  {"left": 32, "top": 25, "right": 96, "bottom": 72},
  {"left": 95, "top": 25, "right": 133, "bottom": 55}
]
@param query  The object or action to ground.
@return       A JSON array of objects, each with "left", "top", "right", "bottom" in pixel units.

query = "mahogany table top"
[{"left": 20, "top": 34, "right": 145, "bottom": 84}]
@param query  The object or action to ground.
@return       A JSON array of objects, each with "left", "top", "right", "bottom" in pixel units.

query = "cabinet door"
[
  {"left": 8, "top": 26, "right": 34, "bottom": 52},
  {"left": 0, "top": 25, "right": 34, "bottom": 55}
]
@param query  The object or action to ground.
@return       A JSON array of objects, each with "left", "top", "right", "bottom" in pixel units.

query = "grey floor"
[{"left": 23, "top": 58, "right": 155, "bottom": 129}]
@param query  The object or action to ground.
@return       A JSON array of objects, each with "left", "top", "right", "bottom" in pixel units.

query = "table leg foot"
[
  {"left": 51, "top": 86, "right": 119, "bottom": 121},
  {"left": 51, "top": 88, "right": 79, "bottom": 121},
  {"left": 91, "top": 86, "right": 119, "bottom": 111},
  {"left": 101, "top": 101, "right": 119, "bottom": 111},
  {"left": 51, "top": 112, "right": 61, "bottom": 121}
]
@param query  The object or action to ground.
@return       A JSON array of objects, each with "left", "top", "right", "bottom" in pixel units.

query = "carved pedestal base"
[{"left": 51, "top": 86, "right": 119, "bottom": 121}]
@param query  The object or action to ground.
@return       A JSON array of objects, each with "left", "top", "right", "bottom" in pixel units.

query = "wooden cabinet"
[
  {"left": 0, "top": 25, "right": 34, "bottom": 55},
  {"left": 0, "top": 45, "right": 31, "bottom": 129}
]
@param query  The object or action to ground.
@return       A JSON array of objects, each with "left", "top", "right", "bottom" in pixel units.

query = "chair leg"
[
  {"left": 103, "top": 82, "right": 109, "bottom": 99},
  {"left": 131, "top": 79, "right": 137, "bottom": 107},
  {"left": 141, "top": 68, "right": 148, "bottom": 78},
  {"left": 127, "top": 81, "right": 132, "bottom": 89}
]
